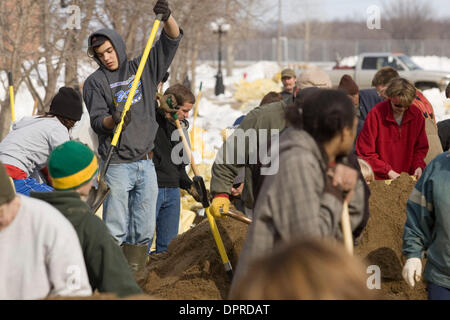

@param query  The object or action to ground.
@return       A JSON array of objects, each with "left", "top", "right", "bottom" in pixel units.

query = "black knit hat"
[
  {"left": 49, "top": 87, "right": 83, "bottom": 121},
  {"left": 338, "top": 74, "right": 359, "bottom": 95}
]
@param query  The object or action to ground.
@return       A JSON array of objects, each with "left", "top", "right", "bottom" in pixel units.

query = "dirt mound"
[
  {"left": 355, "top": 173, "right": 427, "bottom": 300},
  {"left": 136, "top": 216, "right": 248, "bottom": 300},
  {"left": 135, "top": 173, "right": 426, "bottom": 300}
]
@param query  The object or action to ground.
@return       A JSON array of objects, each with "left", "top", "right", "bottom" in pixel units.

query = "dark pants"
[
  {"left": 428, "top": 282, "right": 450, "bottom": 300},
  {"left": 148, "top": 187, "right": 181, "bottom": 254}
]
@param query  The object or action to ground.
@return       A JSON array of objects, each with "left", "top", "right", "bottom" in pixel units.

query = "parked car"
[{"left": 327, "top": 52, "right": 450, "bottom": 91}]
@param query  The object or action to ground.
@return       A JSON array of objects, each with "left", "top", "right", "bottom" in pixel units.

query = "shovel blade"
[{"left": 86, "top": 179, "right": 110, "bottom": 214}]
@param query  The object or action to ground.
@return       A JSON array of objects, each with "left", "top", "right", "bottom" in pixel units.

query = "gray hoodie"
[
  {"left": 229, "top": 127, "right": 365, "bottom": 296},
  {"left": 83, "top": 28, "right": 183, "bottom": 163},
  {"left": 0, "top": 116, "right": 69, "bottom": 177}
]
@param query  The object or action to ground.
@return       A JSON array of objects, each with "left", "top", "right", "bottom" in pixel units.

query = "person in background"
[
  {"left": 229, "top": 89, "right": 365, "bottom": 295},
  {"left": 357, "top": 78, "right": 429, "bottom": 180},
  {"left": 437, "top": 83, "right": 450, "bottom": 152},
  {"left": 402, "top": 151, "right": 450, "bottom": 300},
  {"left": 338, "top": 74, "right": 363, "bottom": 135},
  {"left": 359, "top": 67, "right": 399, "bottom": 121},
  {"left": 210, "top": 69, "right": 334, "bottom": 219},
  {"left": 280, "top": 68, "right": 297, "bottom": 105},
  {"left": 31, "top": 141, "right": 143, "bottom": 295},
  {"left": 365, "top": 67, "right": 442, "bottom": 163},
  {"left": 0, "top": 87, "right": 83, "bottom": 196},
  {"left": 0, "top": 162, "right": 92, "bottom": 300},
  {"left": 151, "top": 84, "right": 200, "bottom": 254},
  {"left": 229, "top": 239, "right": 379, "bottom": 300},
  {"left": 296, "top": 67, "right": 333, "bottom": 91},
  {"left": 437, "top": 119, "right": 450, "bottom": 151}
]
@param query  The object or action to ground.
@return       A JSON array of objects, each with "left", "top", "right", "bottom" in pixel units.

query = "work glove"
[
  {"left": 156, "top": 93, "right": 178, "bottom": 113},
  {"left": 112, "top": 110, "right": 131, "bottom": 130},
  {"left": 210, "top": 196, "right": 230, "bottom": 218},
  {"left": 402, "top": 257, "right": 422, "bottom": 288},
  {"left": 187, "top": 184, "right": 201, "bottom": 203},
  {"left": 153, "top": 0, "right": 171, "bottom": 22}
]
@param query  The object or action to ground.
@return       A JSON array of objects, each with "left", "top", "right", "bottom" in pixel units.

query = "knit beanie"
[
  {"left": 49, "top": 87, "right": 83, "bottom": 121},
  {"left": 296, "top": 68, "right": 332, "bottom": 90},
  {"left": 338, "top": 74, "right": 359, "bottom": 95},
  {"left": 0, "top": 163, "right": 16, "bottom": 205},
  {"left": 49, "top": 141, "right": 98, "bottom": 191}
]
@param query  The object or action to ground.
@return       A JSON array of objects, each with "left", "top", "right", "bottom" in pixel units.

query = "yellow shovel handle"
[
  {"left": 111, "top": 16, "right": 162, "bottom": 146},
  {"left": 8, "top": 72, "right": 15, "bottom": 123},
  {"left": 206, "top": 207, "right": 232, "bottom": 273}
]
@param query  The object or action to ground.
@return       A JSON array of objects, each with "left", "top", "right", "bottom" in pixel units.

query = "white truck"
[{"left": 327, "top": 53, "right": 450, "bottom": 91}]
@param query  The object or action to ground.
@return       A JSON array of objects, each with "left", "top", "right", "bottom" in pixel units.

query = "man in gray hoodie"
[{"left": 83, "top": 0, "right": 182, "bottom": 268}]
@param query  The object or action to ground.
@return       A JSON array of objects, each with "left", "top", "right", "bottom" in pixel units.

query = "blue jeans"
[
  {"left": 14, "top": 178, "right": 53, "bottom": 196},
  {"left": 102, "top": 159, "right": 158, "bottom": 246},
  {"left": 148, "top": 187, "right": 181, "bottom": 254},
  {"left": 428, "top": 282, "right": 450, "bottom": 300}
]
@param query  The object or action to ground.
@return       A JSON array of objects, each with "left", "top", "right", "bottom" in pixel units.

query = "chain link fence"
[{"left": 199, "top": 38, "right": 450, "bottom": 63}]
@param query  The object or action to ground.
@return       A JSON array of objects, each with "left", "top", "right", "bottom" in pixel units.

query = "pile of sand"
[
  {"left": 136, "top": 173, "right": 427, "bottom": 300},
  {"left": 136, "top": 216, "right": 248, "bottom": 300},
  {"left": 355, "top": 173, "right": 427, "bottom": 300}
]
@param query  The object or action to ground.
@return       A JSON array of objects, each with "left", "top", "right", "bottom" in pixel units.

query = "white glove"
[{"left": 402, "top": 258, "right": 422, "bottom": 288}]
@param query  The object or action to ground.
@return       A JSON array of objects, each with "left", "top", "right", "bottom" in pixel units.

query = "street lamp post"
[{"left": 211, "top": 19, "right": 230, "bottom": 96}]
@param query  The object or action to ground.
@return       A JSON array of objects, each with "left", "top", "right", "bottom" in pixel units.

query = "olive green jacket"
[
  {"left": 31, "top": 191, "right": 142, "bottom": 297},
  {"left": 211, "top": 101, "right": 287, "bottom": 209}
]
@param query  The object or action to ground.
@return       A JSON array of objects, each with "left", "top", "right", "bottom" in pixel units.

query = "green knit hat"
[
  {"left": 49, "top": 141, "right": 98, "bottom": 191},
  {"left": 0, "top": 163, "right": 15, "bottom": 205}
]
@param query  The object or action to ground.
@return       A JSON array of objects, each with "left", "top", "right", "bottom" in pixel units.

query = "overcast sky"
[{"left": 261, "top": 0, "right": 450, "bottom": 24}]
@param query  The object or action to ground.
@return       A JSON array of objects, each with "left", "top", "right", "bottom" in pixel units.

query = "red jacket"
[{"left": 356, "top": 100, "right": 429, "bottom": 180}]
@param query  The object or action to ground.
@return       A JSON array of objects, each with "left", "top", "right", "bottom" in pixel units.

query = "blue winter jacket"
[{"left": 402, "top": 152, "right": 450, "bottom": 289}]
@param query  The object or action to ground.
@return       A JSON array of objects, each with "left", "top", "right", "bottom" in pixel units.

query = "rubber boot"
[{"left": 121, "top": 243, "right": 148, "bottom": 273}]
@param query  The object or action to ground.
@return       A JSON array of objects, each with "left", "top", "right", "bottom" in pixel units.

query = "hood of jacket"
[
  {"left": 12, "top": 116, "right": 59, "bottom": 131},
  {"left": 88, "top": 28, "right": 128, "bottom": 71}
]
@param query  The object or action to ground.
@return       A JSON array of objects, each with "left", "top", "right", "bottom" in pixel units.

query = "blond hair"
[
  {"left": 385, "top": 78, "right": 416, "bottom": 107},
  {"left": 357, "top": 158, "right": 374, "bottom": 183},
  {"left": 229, "top": 239, "right": 380, "bottom": 300}
]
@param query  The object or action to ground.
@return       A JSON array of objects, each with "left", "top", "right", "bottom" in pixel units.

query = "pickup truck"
[{"left": 327, "top": 53, "right": 450, "bottom": 91}]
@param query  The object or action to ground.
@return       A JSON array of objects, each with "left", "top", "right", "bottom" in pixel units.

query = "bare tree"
[
  {"left": 21, "top": 0, "right": 96, "bottom": 115},
  {"left": 381, "top": 0, "right": 434, "bottom": 54},
  {"left": 63, "top": 0, "right": 97, "bottom": 88},
  {"left": 0, "top": 0, "right": 41, "bottom": 139}
]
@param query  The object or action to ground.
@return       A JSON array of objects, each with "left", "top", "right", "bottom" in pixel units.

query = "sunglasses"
[{"left": 391, "top": 102, "right": 408, "bottom": 109}]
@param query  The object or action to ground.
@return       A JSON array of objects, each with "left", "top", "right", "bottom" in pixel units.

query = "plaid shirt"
[{"left": 230, "top": 128, "right": 365, "bottom": 295}]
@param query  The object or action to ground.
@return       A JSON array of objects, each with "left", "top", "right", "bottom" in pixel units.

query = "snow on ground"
[
  {"left": 188, "top": 61, "right": 281, "bottom": 163},
  {"left": 194, "top": 61, "right": 280, "bottom": 94},
  {"left": 411, "top": 56, "right": 450, "bottom": 72}
]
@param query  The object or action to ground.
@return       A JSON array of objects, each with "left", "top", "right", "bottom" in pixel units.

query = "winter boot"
[{"left": 121, "top": 243, "right": 148, "bottom": 273}]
